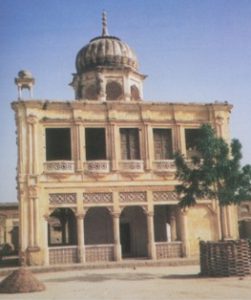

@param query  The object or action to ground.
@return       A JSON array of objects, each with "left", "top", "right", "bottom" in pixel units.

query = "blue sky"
[{"left": 1, "top": 0, "right": 251, "bottom": 202}]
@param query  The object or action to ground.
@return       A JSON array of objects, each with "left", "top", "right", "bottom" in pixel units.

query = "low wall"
[
  {"left": 85, "top": 244, "right": 114, "bottom": 262},
  {"left": 156, "top": 242, "right": 183, "bottom": 259}
]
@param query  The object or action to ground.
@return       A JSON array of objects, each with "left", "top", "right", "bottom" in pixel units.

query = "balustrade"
[
  {"left": 119, "top": 160, "right": 144, "bottom": 172},
  {"left": 44, "top": 161, "right": 75, "bottom": 173},
  {"left": 84, "top": 160, "right": 110, "bottom": 173},
  {"left": 152, "top": 160, "right": 176, "bottom": 172}
]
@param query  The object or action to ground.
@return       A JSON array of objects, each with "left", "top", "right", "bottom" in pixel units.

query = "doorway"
[
  {"left": 119, "top": 206, "right": 147, "bottom": 258},
  {"left": 120, "top": 222, "right": 131, "bottom": 257}
]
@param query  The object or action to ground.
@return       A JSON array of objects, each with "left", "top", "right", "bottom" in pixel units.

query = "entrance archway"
[{"left": 120, "top": 206, "right": 147, "bottom": 258}]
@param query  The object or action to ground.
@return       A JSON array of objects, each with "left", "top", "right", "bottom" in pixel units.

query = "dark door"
[{"left": 120, "top": 223, "right": 131, "bottom": 257}]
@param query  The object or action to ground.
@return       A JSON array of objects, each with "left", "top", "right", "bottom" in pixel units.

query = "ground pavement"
[{"left": 0, "top": 264, "right": 250, "bottom": 300}]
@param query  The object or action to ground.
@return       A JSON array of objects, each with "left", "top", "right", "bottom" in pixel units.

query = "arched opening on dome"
[
  {"left": 48, "top": 208, "right": 77, "bottom": 246},
  {"left": 106, "top": 81, "right": 123, "bottom": 100},
  {"left": 130, "top": 85, "right": 140, "bottom": 101},
  {"left": 85, "top": 84, "right": 98, "bottom": 100}
]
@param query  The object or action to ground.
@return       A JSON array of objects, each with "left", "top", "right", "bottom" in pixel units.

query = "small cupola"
[
  {"left": 15, "top": 70, "right": 35, "bottom": 100},
  {"left": 71, "top": 12, "right": 146, "bottom": 102}
]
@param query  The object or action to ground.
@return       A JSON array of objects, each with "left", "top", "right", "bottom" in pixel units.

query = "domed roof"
[
  {"left": 76, "top": 13, "right": 139, "bottom": 73},
  {"left": 18, "top": 70, "right": 33, "bottom": 79}
]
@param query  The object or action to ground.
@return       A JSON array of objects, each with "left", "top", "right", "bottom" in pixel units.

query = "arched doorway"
[
  {"left": 84, "top": 207, "right": 113, "bottom": 245},
  {"left": 120, "top": 206, "right": 147, "bottom": 258},
  {"left": 154, "top": 205, "right": 178, "bottom": 242},
  {"left": 48, "top": 208, "right": 77, "bottom": 246}
]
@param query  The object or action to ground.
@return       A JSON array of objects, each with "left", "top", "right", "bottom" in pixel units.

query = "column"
[
  {"left": 33, "top": 197, "right": 39, "bottom": 247},
  {"left": 27, "top": 115, "right": 37, "bottom": 175},
  {"left": 146, "top": 212, "right": 156, "bottom": 260},
  {"left": 174, "top": 124, "right": 182, "bottom": 153},
  {"left": 77, "top": 214, "right": 85, "bottom": 263},
  {"left": 43, "top": 215, "right": 49, "bottom": 265},
  {"left": 179, "top": 209, "right": 190, "bottom": 257},
  {"left": 112, "top": 212, "right": 122, "bottom": 261},
  {"left": 110, "top": 124, "right": 118, "bottom": 171},
  {"left": 74, "top": 122, "right": 83, "bottom": 172},
  {"left": 144, "top": 123, "right": 151, "bottom": 170},
  {"left": 28, "top": 196, "right": 34, "bottom": 248}
]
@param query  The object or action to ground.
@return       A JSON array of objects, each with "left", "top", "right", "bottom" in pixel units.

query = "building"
[
  {"left": 12, "top": 13, "right": 238, "bottom": 266},
  {"left": 0, "top": 202, "right": 19, "bottom": 252}
]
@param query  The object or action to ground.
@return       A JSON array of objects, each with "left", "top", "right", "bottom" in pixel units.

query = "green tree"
[{"left": 174, "top": 124, "right": 251, "bottom": 240}]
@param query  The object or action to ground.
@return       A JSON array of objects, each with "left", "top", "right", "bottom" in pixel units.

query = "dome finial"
[{"left": 102, "top": 11, "right": 109, "bottom": 36}]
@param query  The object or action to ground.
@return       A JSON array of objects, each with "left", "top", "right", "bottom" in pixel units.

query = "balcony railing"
[
  {"left": 84, "top": 160, "right": 110, "bottom": 173},
  {"left": 119, "top": 160, "right": 144, "bottom": 173},
  {"left": 44, "top": 161, "right": 75, "bottom": 173},
  {"left": 152, "top": 160, "right": 176, "bottom": 172}
]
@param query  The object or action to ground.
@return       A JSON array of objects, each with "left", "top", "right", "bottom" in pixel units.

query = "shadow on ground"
[{"left": 45, "top": 272, "right": 199, "bottom": 283}]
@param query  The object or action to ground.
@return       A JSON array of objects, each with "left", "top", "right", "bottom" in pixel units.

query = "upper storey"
[{"left": 71, "top": 12, "right": 146, "bottom": 102}]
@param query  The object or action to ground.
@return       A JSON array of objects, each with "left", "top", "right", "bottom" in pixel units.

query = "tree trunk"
[{"left": 219, "top": 205, "right": 225, "bottom": 240}]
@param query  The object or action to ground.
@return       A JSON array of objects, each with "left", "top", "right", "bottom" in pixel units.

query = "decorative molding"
[
  {"left": 83, "top": 192, "right": 113, "bottom": 203},
  {"left": 76, "top": 213, "right": 85, "bottom": 220},
  {"left": 27, "top": 114, "right": 37, "bottom": 124},
  {"left": 153, "top": 191, "right": 178, "bottom": 202},
  {"left": 152, "top": 160, "right": 176, "bottom": 172},
  {"left": 28, "top": 186, "right": 38, "bottom": 198},
  {"left": 44, "top": 161, "right": 75, "bottom": 173},
  {"left": 83, "top": 186, "right": 175, "bottom": 193},
  {"left": 120, "top": 204, "right": 148, "bottom": 214},
  {"left": 49, "top": 193, "right": 77, "bottom": 205},
  {"left": 119, "top": 191, "right": 146, "bottom": 202},
  {"left": 85, "top": 160, "right": 110, "bottom": 173},
  {"left": 119, "top": 160, "right": 144, "bottom": 173}
]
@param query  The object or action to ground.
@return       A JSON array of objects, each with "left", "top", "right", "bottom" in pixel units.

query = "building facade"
[
  {"left": 0, "top": 203, "right": 19, "bottom": 252},
  {"left": 12, "top": 14, "right": 238, "bottom": 266}
]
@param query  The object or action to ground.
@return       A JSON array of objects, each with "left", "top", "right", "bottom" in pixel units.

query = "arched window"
[
  {"left": 130, "top": 85, "right": 140, "bottom": 101},
  {"left": 106, "top": 81, "right": 123, "bottom": 100}
]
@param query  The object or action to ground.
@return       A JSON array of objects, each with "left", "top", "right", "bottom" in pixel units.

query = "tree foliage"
[{"left": 174, "top": 124, "right": 251, "bottom": 208}]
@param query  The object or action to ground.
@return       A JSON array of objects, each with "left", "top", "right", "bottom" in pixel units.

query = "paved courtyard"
[{"left": 0, "top": 265, "right": 250, "bottom": 300}]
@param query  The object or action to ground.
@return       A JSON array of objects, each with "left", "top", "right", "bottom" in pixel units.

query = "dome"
[
  {"left": 18, "top": 70, "right": 33, "bottom": 79},
  {"left": 75, "top": 13, "right": 139, "bottom": 73}
]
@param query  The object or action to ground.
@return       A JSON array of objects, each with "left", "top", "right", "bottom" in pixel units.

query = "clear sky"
[{"left": 1, "top": 0, "right": 251, "bottom": 202}]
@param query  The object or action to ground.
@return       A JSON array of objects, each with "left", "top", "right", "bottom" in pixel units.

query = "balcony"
[
  {"left": 44, "top": 161, "right": 75, "bottom": 173},
  {"left": 152, "top": 160, "right": 176, "bottom": 172},
  {"left": 84, "top": 160, "right": 110, "bottom": 174},
  {"left": 119, "top": 160, "right": 144, "bottom": 173}
]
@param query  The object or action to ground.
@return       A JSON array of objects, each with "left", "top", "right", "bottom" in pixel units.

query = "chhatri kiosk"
[{"left": 12, "top": 13, "right": 238, "bottom": 266}]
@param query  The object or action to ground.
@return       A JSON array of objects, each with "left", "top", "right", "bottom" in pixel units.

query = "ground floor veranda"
[{"left": 45, "top": 205, "right": 185, "bottom": 265}]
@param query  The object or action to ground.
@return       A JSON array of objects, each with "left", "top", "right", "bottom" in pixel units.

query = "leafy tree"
[{"left": 174, "top": 124, "right": 251, "bottom": 240}]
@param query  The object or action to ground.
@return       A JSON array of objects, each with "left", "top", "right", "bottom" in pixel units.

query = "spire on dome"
[{"left": 102, "top": 11, "right": 109, "bottom": 36}]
